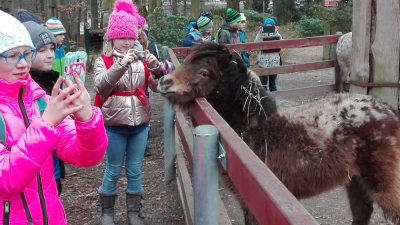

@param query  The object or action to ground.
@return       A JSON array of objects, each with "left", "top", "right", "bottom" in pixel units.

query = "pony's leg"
[{"left": 346, "top": 176, "right": 374, "bottom": 225}]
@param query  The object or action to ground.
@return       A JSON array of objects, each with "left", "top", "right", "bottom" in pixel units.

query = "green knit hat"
[
  {"left": 226, "top": 8, "right": 241, "bottom": 24},
  {"left": 197, "top": 16, "right": 213, "bottom": 32}
]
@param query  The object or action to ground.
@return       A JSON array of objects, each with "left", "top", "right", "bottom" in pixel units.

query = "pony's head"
[{"left": 158, "top": 42, "right": 253, "bottom": 108}]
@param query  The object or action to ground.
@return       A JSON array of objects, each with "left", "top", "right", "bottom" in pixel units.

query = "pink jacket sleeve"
[
  {"left": 55, "top": 107, "right": 107, "bottom": 167},
  {"left": 0, "top": 106, "right": 107, "bottom": 194}
]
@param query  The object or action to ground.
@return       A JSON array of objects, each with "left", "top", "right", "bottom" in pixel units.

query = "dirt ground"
[{"left": 61, "top": 46, "right": 393, "bottom": 225}]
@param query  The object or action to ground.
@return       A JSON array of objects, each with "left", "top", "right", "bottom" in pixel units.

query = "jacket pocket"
[{"left": 3, "top": 201, "right": 10, "bottom": 225}]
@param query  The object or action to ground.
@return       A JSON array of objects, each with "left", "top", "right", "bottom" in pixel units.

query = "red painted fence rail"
[{"left": 171, "top": 34, "right": 341, "bottom": 57}]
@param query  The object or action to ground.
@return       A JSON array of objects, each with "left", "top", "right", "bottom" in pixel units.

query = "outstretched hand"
[
  {"left": 63, "top": 73, "right": 92, "bottom": 122},
  {"left": 42, "top": 74, "right": 92, "bottom": 127},
  {"left": 144, "top": 50, "right": 158, "bottom": 68}
]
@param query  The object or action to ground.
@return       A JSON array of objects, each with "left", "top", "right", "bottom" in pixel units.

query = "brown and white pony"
[{"left": 158, "top": 42, "right": 400, "bottom": 225}]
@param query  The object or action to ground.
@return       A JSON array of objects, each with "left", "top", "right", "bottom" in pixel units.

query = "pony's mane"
[
  {"left": 184, "top": 42, "right": 230, "bottom": 64},
  {"left": 184, "top": 42, "right": 278, "bottom": 119}
]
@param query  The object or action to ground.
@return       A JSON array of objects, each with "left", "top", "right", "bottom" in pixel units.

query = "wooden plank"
[
  {"left": 189, "top": 98, "right": 318, "bottom": 225},
  {"left": 253, "top": 60, "right": 334, "bottom": 76},
  {"left": 175, "top": 111, "right": 194, "bottom": 171},
  {"left": 168, "top": 48, "right": 181, "bottom": 68},
  {"left": 370, "top": 0, "right": 400, "bottom": 110},
  {"left": 171, "top": 35, "right": 342, "bottom": 57},
  {"left": 176, "top": 130, "right": 194, "bottom": 225},
  {"left": 269, "top": 84, "right": 335, "bottom": 98},
  {"left": 88, "top": 29, "right": 104, "bottom": 34},
  {"left": 349, "top": 0, "right": 372, "bottom": 94}
]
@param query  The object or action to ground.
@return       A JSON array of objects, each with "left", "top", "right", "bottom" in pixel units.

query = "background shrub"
[{"left": 295, "top": 16, "right": 324, "bottom": 37}]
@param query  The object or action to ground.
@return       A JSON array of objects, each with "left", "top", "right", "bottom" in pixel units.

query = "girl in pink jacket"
[{"left": 0, "top": 10, "right": 107, "bottom": 224}]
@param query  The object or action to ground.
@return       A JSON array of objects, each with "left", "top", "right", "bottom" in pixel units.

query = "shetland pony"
[
  {"left": 158, "top": 42, "right": 400, "bottom": 225},
  {"left": 335, "top": 32, "right": 352, "bottom": 92}
]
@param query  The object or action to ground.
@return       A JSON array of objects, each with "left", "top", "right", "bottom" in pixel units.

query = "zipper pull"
[{"left": 4, "top": 201, "right": 10, "bottom": 213}]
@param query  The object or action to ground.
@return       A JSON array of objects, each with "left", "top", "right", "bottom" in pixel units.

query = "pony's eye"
[{"left": 200, "top": 71, "right": 208, "bottom": 77}]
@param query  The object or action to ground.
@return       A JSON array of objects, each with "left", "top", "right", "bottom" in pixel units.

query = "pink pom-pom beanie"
[
  {"left": 106, "top": 0, "right": 138, "bottom": 40},
  {"left": 136, "top": 15, "right": 146, "bottom": 27}
]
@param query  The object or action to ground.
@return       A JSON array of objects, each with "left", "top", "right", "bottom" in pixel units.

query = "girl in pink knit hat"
[{"left": 93, "top": 0, "right": 164, "bottom": 224}]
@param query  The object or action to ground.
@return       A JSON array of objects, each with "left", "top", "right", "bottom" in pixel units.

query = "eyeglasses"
[
  {"left": 239, "top": 20, "right": 247, "bottom": 24},
  {"left": 0, "top": 49, "right": 37, "bottom": 65}
]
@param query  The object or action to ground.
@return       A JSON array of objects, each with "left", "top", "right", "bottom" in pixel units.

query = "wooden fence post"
[
  {"left": 322, "top": 23, "right": 331, "bottom": 60},
  {"left": 370, "top": 0, "right": 400, "bottom": 110},
  {"left": 349, "top": 0, "right": 372, "bottom": 95}
]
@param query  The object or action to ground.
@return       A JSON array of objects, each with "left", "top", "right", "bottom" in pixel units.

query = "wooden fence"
[{"left": 165, "top": 34, "right": 341, "bottom": 225}]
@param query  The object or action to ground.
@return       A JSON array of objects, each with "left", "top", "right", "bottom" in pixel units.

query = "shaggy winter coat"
[
  {"left": 0, "top": 75, "right": 107, "bottom": 224},
  {"left": 94, "top": 50, "right": 161, "bottom": 126}
]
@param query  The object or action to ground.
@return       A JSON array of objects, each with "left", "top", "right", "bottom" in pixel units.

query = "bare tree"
[
  {"left": 91, "top": 0, "right": 99, "bottom": 29},
  {"left": 171, "top": 0, "right": 177, "bottom": 15},
  {"left": 191, "top": 0, "right": 205, "bottom": 19},
  {"left": 247, "top": 0, "right": 254, "bottom": 10},
  {"left": 227, "top": 0, "right": 240, "bottom": 11}
]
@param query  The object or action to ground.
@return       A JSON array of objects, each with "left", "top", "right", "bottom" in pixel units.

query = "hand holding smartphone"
[
  {"left": 262, "top": 26, "right": 276, "bottom": 34},
  {"left": 64, "top": 51, "right": 87, "bottom": 85}
]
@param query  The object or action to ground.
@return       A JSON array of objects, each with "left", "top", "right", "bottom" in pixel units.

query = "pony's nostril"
[{"left": 163, "top": 78, "right": 173, "bottom": 86}]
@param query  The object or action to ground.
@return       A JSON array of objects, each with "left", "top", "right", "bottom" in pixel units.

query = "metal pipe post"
[
  {"left": 163, "top": 99, "right": 176, "bottom": 184},
  {"left": 193, "top": 125, "right": 219, "bottom": 225},
  {"left": 161, "top": 46, "right": 169, "bottom": 62}
]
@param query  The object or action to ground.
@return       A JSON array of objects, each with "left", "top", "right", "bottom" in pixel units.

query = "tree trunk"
[
  {"left": 157, "top": 0, "right": 162, "bottom": 7},
  {"left": 91, "top": 0, "right": 99, "bottom": 29},
  {"left": 248, "top": 0, "right": 254, "bottom": 10},
  {"left": 171, "top": 0, "right": 177, "bottom": 15},
  {"left": 101, "top": 0, "right": 114, "bottom": 30},
  {"left": 183, "top": 0, "right": 187, "bottom": 16},
  {"left": 227, "top": 0, "right": 240, "bottom": 10},
  {"left": 57, "top": 0, "right": 70, "bottom": 50},
  {"left": 272, "top": 0, "right": 276, "bottom": 15},
  {"left": 191, "top": 0, "right": 200, "bottom": 19},
  {"left": 149, "top": 0, "right": 156, "bottom": 14}
]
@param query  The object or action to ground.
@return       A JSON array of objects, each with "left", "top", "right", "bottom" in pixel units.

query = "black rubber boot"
[
  {"left": 126, "top": 193, "right": 144, "bottom": 225},
  {"left": 99, "top": 193, "right": 117, "bottom": 225}
]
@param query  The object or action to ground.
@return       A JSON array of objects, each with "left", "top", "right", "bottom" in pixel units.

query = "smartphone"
[
  {"left": 262, "top": 26, "right": 276, "bottom": 34},
  {"left": 134, "top": 51, "right": 147, "bottom": 60},
  {"left": 64, "top": 51, "right": 87, "bottom": 84}
]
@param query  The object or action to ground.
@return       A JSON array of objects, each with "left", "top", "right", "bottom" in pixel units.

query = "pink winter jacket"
[{"left": 0, "top": 75, "right": 108, "bottom": 224}]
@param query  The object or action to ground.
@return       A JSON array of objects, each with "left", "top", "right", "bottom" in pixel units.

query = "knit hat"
[
  {"left": 107, "top": 0, "right": 138, "bottom": 40},
  {"left": 17, "top": 9, "right": 46, "bottom": 25},
  {"left": 46, "top": 17, "right": 66, "bottom": 35},
  {"left": 0, "top": 10, "right": 34, "bottom": 54},
  {"left": 197, "top": 16, "right": 213, "bottom": 32},
  {"left": 23, "top": 21, "right": 56, "bottom": 50},
  {"left": 200, "top": 10, "right": 214, "bottom": 20},
  {"left": 263, "top": 18, "right": 276, "bottom": 26},
  {"left": 226, "top": 8, "right": 241, "bottom": 24},
  {"left": 136, "top": 15, "right": 147, "bottom": 27},
  {"left": 240, "top": 13, "right": 246, "bottom": 22}
]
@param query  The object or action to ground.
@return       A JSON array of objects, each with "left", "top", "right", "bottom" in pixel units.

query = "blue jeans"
[
  {"left": 260, "top": 75, "right": 277, "bottom": 92},
  {"left": 99, "top": 123, "right": 149, "bottom": 195}
]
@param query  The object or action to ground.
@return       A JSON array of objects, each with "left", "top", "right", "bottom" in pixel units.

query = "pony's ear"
[{"left": 217, "top": 53, "right": 233, "bottom": 68}]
